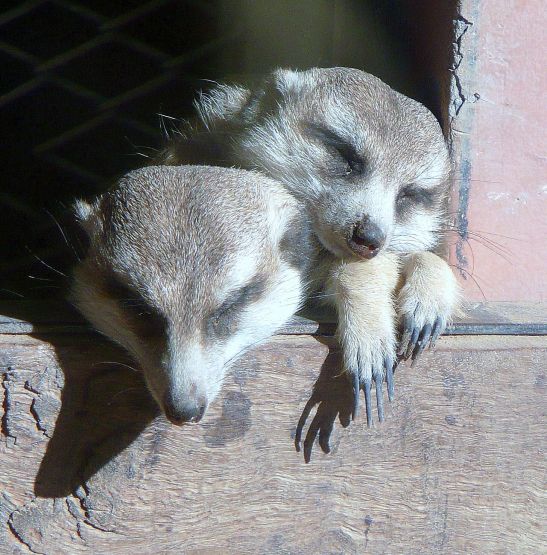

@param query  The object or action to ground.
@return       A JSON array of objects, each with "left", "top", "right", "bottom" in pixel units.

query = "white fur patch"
[{"left": 222, "top": 263, "right": 304, "bottom": 370}]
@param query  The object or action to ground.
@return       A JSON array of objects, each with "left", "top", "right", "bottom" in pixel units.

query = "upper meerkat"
[{"left": 159, "top": 67, "right": 460, "bottom": 423}]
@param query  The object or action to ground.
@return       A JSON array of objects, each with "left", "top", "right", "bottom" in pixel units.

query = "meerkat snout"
[
  {"left": 163, "top": 389, "right": 207, "bottom": 425},
  {"left": 348, "top": 218, "right": 386, "bottom": 259}
]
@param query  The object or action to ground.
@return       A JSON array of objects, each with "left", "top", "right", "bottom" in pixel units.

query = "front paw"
[
  {"left": 344, "top": 334, "right": 396, "bottom": 427},
  {"left": 397, "top": 297, "right": 450, "bottom": 364},
  {"left": 397, "top": 252, "right": 460, "bottom": 365}
]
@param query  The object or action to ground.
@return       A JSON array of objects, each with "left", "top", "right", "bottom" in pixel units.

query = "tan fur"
[
  {"left": 71, "top": 165, "right": 315, "bottom": 423},
  {"left": 157, "top": 67, "right": 460, "bottom": 396},
  {"left": 326, "top": 253, "right": 400, "bottom": 382}
]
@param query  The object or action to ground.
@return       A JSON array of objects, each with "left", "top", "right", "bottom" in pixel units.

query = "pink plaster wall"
[{"left": 451, "top": 1, "right": 546, "bottom": 301}]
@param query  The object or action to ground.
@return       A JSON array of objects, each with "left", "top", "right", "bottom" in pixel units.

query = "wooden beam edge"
[{"left": 0, "top": 301, "right": 545, "bottom": 336}]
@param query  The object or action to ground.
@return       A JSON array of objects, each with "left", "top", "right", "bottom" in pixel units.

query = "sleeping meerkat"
[
  {"left": 158, "top": 67, "right": 460, "bottom": 424},
  {"left": 71, "top": 165, "right": 316, "bottom": 424}
]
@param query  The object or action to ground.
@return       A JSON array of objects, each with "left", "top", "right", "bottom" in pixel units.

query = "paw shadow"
[{"left": 294, "top": 341, "right": 355, "bottom": 463}]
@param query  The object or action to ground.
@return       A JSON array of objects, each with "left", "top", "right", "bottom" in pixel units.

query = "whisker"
[
  {"left": 94, "top": 361, "right": 140, "bottom": 372},
  {"left": 0, "top": 288, "right": 25, "bottom": 298},
  {"left": 27, "top": 275, "right": 55, "bottom": 281},
  {"left": 26, "top": 247, "right": 68, "bottom": 278},
  {"left": 449, "top": 264, "right": 487, "bottom": 300},
  {"left": 44, "top": 208, "right": 81, "bottom": 262}
]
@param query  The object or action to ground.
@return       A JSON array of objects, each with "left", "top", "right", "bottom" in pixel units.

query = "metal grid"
[
  {"left": 0, "top": 0, "right": 454, "bottom": 298},
  {"left": 0, "top": 0, "right": 239, "bottom": 294},
  {"left": 0, "top": 0, "right": 237, "bottom": 188}
]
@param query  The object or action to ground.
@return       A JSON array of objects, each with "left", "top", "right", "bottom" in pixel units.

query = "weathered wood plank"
[
  {"left": 0, "top": 332, "right": 545, "bottom": 554},
  {"left": 0, "top": 301, "right": 546, "bottom": 336}
]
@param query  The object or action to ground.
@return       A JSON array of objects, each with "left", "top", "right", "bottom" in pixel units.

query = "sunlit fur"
[
  {"left": 160, "top": 67, "right": 460, "bottom": 387},
  {"left": 163, "top": 67, "right": 451, "bottom": 257},
  {"left": 72, "top": 166, "right": 315, "bottom": 420}
]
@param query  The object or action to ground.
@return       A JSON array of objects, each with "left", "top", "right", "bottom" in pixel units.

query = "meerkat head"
[
  {"left": 72, "top": 165, "right": 308, "bottom": 425},
  {"left": 195, "top": 67, "right": 451, "bottom": 259}
]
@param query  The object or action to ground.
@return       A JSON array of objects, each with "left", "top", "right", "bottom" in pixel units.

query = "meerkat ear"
[
  {"left": 194, "top": 83, "right": 251, "bottom": 129},
  {"left": 236, "top": 69, "right": 303, "bottom": 125},
  {"left": 73, "top": 198, "right": 102, "bottom": 239},
  {"left": 271, "top": 68, "right": 305, "bottom": 96}
]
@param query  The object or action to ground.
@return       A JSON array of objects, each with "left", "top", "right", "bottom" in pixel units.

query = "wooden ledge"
[{"left": 0, "top": 300, "right": 546, "bottom": 336}]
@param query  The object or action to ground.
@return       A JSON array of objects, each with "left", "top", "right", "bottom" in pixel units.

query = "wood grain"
[{"left": 0, "top": 330, "right": 545, "bottom": 554}]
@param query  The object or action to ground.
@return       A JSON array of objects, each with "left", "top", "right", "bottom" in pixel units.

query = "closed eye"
[
  {"left": 206, "top": 279, "right": 267, "bottom": 338},
  {"left": 304, "top": 123, "right": 365, "bottom": 177},
  {"left": 397, "top": 185, "right": 435, "bottom": 208},
  {"left": 103, "top": 274, "right": 167, "bottom": 338}
]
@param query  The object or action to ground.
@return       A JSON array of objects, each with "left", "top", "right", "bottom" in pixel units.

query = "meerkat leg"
[
  {"left": 326, "top": 252, "right": 400, "bottom": 426},
  {"left": 397, "top": 252, "right": 461, "bottom": 363}
]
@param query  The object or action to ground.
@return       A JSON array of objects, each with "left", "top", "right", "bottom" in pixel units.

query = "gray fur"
[
  {"left": 72, "top": 68, "right": 459, "bottom": 429},
  {"left": 161, "top": 67, "right": 451, "bottom": 258},
  {"left": 72, "top": 165, "right": 316, "bottom": 423},
  {"left": 159, "top": 67, "right": 458, "bottom": 418}
]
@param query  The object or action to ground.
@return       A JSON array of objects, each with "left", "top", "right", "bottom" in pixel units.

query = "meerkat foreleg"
[{"left": 326, "top": 252, "right": 400, "bottom": 426}]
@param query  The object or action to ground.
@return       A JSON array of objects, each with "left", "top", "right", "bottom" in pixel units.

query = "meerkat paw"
[
  {"left": 396, "top": 265, "right": 460, "bottom": 364},
  {"left": 344, "top": 330, "right": 397, "bottom": 427},
  {"left": 397, "top": 304, "right": 447, "bottom": 364}
]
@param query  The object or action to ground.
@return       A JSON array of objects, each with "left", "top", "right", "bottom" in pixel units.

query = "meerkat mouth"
[
  {"left": 347, "top": 223, "right": 385, "bottom": 259},
  {"left": 347, "top": 238, "right": 381, "bottom": 259}
]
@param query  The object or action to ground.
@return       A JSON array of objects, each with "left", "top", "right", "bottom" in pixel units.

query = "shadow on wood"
[
  {"left": 32, "top": 334, "right": 159, "bottom": 498},
  {"left": 0, "top": 301, "right": 159, "bottom": 498},
  {"left": 3, "top": 310, "right": 345, "bottom": 497},
  {"left": 295, "top": 343, "right": 353, "bottom": 463}
]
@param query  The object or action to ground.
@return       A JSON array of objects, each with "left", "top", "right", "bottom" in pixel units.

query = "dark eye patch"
[
  {"left": 206, "top": 279, "right": 268, "bottom": 339},
  {"left": 396, "top": 184, "right": 436, "bottom": 209},
  {"left": 103, "top": 274, "right": 167, "bottom": 338},
  {"left": 303, "top": 122, "right": 366, "bottom": 177}
]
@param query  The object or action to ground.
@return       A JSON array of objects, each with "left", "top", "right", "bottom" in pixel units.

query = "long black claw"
[
  {"left": 404, "top": 326, "right": 419, "bottom": 360},
  {"left": 375, "top": 375, "right": 384, "bottom": 422},
  {"left": 397, "top": 314, "right": 413, "bottom": 356},
  {"left": 430, "top": 317, "right": 444, "bottom": 349},
  {"left": 411, "top": 324, "right": 433, "bottom": 366},
  {"left": 363, "top": 380, "right": 373, "bottom": 427},
  {"left": 352, "top": 372, "right": 360, "bottom": 421},
  {"left": 385, "top": 358, "right": 394, "bottom": 402}
]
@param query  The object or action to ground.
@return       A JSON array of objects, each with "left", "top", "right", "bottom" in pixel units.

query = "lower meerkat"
[
  {"left": 72, "top": 165, "right": 316, "bottom": 424},
  {"left": 158, "top": 67, "right": 460, "bottom": 422}
]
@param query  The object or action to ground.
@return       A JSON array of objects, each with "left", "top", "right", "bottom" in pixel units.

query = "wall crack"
[
  {"left": 449, "top": 12, "right": 475, "bottom": 276},
  {"left": 450, "top": 16, "right": 473, "bottom": 117}
]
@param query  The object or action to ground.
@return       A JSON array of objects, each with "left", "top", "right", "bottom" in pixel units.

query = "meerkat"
[
  {"left": 71, "top": 165, "right": 316, "bottom": 424},
  {"left": 158, "top": 67, "right": 460, "bottom": 424}
]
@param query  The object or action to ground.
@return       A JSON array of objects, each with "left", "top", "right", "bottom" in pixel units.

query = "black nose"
[
  {"left": 163, "top": 391, "right": 207, "bottom": 425},
  {"left": 348, "top": 219, "right": 386, "bottom": 259}
]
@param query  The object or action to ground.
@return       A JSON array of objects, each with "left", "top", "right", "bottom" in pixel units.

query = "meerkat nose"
[
  {"left": 163, "top": 391, "right": 207, "bottom": 425},
  {"left": 348, "top": 219, "right": 385, "bottom": 259}
]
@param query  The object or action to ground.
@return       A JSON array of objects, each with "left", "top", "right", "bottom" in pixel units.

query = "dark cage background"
[{"left": 0, "top": 0, "right": 456, "bottom": 299}]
